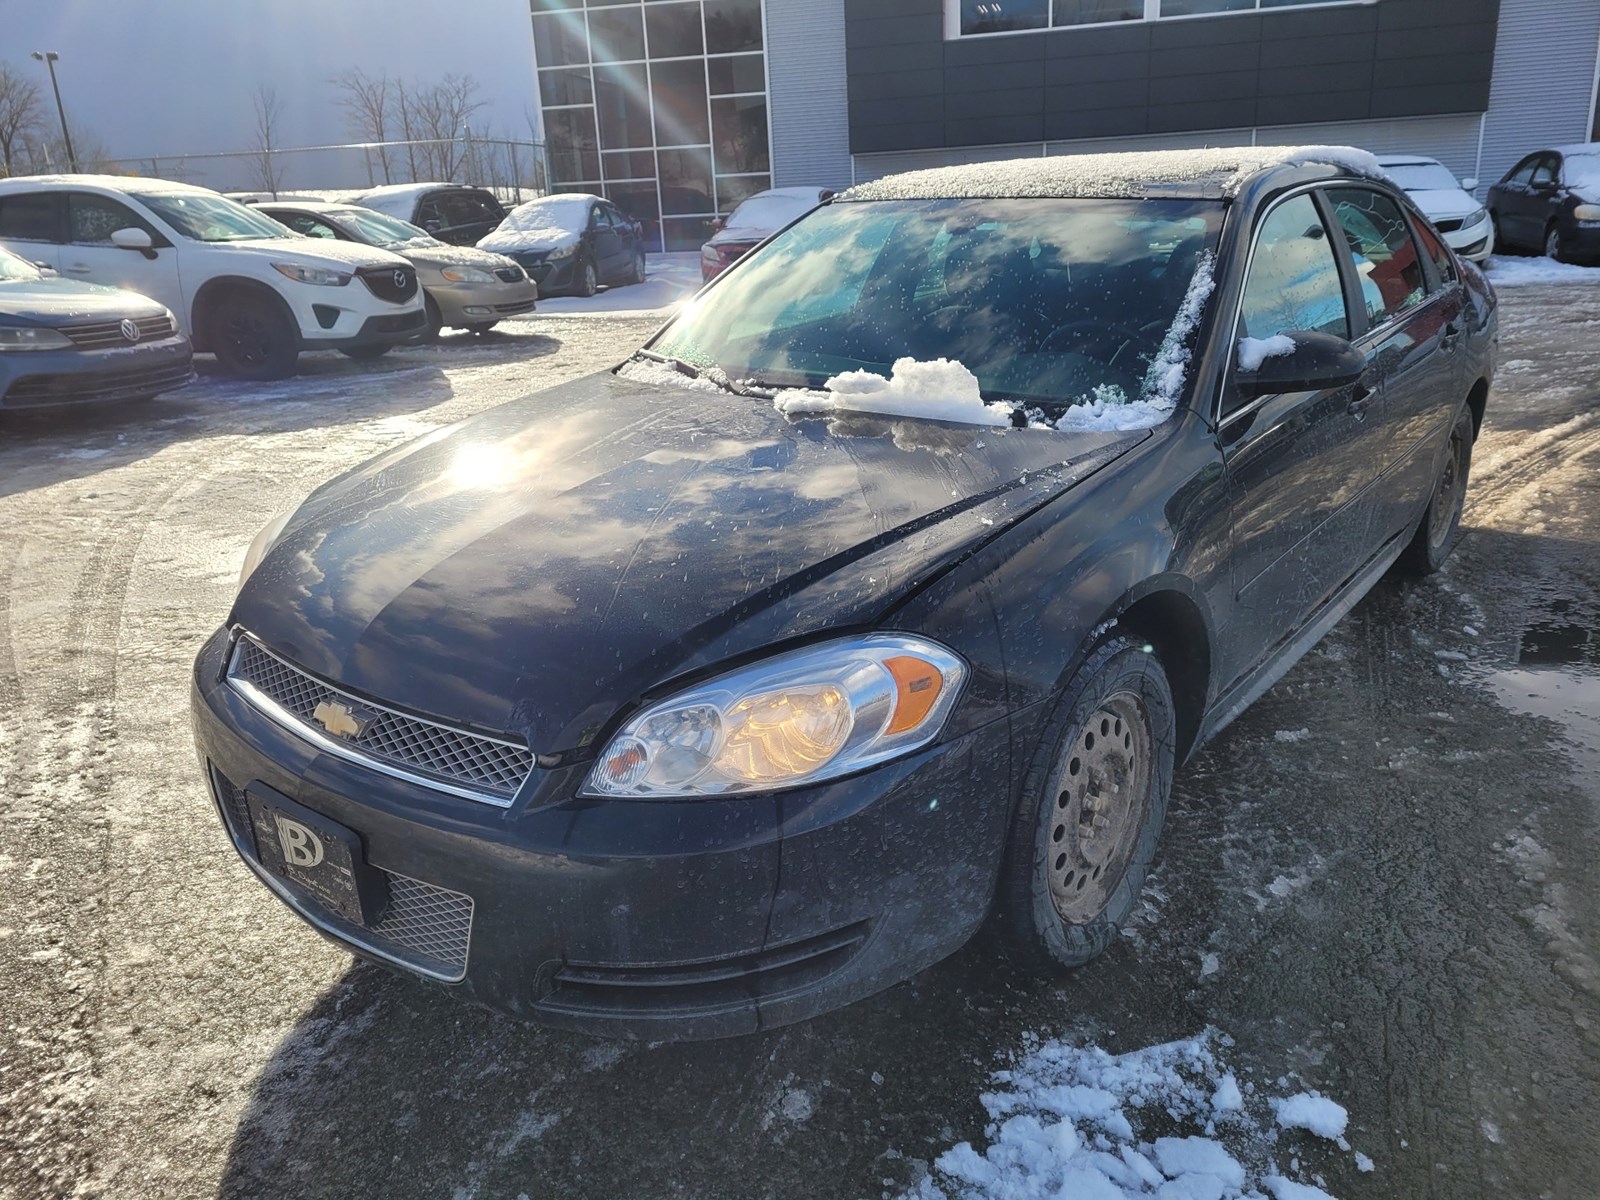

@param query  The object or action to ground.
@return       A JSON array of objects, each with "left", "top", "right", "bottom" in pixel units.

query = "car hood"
[
  {"left": 477, "top": 229, "right": 580, "bottom": 256},
  {"left": 1405, "top": 188, "right": 1481, "bottom": 222},
  {"left": 402, "top": 244, "right": 520, "bottom": 273},
  {"left": 221, "top": 237, "right": 411, "bottom": 270},
  {"left": 0, "top": 276, "right": 169, "bottom": 324},
  {"left": 706, "top": 227, "right": 771, "bottom": 249},
  {"left": 233, "top": 372, "right": 1146, "bottom": 752}
]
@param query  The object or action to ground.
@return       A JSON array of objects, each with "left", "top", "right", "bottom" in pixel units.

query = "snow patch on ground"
[
  {"left": 1273, "top": 1093, "right": 1348, "bottom": 1140},
  {"left": 1274, "top": 729, "right": 1311, "bottom": 743},
  {"left": 1484, "top": 256, "right": 1600, "bottom": 287},
  {"left": 773, "top": 357, "right": 1015, "bottom": 427},
  {"left": 1238, "top": 335, "right": 1296, "bottom": 372},
  {"left": 906, "top": 1030, "right": 1365, "bottom": 1199}
]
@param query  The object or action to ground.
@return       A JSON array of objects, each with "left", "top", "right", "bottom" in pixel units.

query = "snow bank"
[
  {"left": 479, "top": 194, "right": 593, "bottom": 251},
  {"left": 1238, "top": 335, "right": 1296, "bottom": 372},
  {"left": 1483, "top": 256, "right": 1600, "bottom": 287},
  {"left": 908, "top": 1030, "right": 1366, "bottom": 1200},
  {"left": 772, "top": 358, "right": 1015, "bottom": 427},
  {"left": 843, "top": 146, "right": 1384, "bottom": 203}
]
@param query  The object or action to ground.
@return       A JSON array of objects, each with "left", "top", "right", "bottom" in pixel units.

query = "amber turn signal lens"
[{"left": 884, "top": 655, "right": 945, "bottom": 735}]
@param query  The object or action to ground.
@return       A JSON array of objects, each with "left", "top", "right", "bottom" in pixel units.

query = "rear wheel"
[
  {"left": 209, "top": 294, "right": 298, "bottom": 380},
  {"left": 994, "top": 636, "right": 1175, "bottom": 974},
  {"left": 627, "top": 249, "right": 646, "bottom": 285},
  {"left": 338, "top": 342, "right": 392, "bottom": 361},
  {"left": 1402, "top": 406, "right": 1474, "bottom": 576}
]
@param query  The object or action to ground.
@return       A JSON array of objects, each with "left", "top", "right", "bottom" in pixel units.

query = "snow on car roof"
[
  {"left": 351, "top": 182, "right": 466, "bottom": 217},
  {"left": 479, "top": 193, "right": 598, "bottom": 248},
  {"left": 839, "top": 145, "right": 1384, "bottom": 202},
  {"left": 0, "top": 173, "right": 216, "bottom": 196},
  {"left": 1375, "top": 155, "right": 1442, "bottom": 166},
  {"left": 1555, "top": 143, "right": 1600, "bottom": 158}
]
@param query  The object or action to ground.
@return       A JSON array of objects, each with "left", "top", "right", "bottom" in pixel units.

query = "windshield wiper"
[{"left": 629, "top": 350, "right": 773, "bottom": 398}]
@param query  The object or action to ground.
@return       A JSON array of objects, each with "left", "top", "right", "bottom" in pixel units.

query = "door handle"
[
  {"left": 65, "top": 263, "right": 93, "bottom": 274},
  {"left": 1347, "top": 384, "right": 1374, "bottom": 420},
  {"left": 1441, "top": 322, "right": 1462, "bottom": 350}
]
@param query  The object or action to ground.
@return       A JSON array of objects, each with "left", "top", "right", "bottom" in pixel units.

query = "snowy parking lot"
[{"left": 1, "top": 258, "right": 1597, "bottom": 1200}]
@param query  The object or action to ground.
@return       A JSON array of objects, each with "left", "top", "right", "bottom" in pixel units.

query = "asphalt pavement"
[{"left": 0, "top": 276, "right": 1596, "bottom": 1200}]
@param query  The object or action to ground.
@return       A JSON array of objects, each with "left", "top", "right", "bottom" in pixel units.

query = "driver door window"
[
  {"left": 282, "top": 214, "right": 340, "bottom": 239},
  {"left": 1530, "top": 157, "right": 1557, "bottom": 186}
]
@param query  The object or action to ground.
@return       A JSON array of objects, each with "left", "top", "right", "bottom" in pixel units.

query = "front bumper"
[
  {"left": 0, "top": 335, "right": 194, "bottom": 410},
  {"left": 301, "top": 309, "right": 428, "bottom": 351},
  {"left": 426, "top": 278, "right": 539, "bottom": 327},
  {"left": 1443, "top": 215, "right": 1495, "bottom": 263},
  {"left": 190, "top": 627, "right": 1014, "bottom": 1039},
  {"left": 510, "top": 253, "right": 578, "bottom": 294}
]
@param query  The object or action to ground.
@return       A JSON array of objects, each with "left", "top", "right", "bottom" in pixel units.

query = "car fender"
[{"left": 189, "top": 274, "right": 298, "bottom": 352}]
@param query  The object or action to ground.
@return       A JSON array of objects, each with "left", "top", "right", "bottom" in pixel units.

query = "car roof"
[
  {"left": 1374, "top": 155, "right": 1443, "bottom": 167},
  {"left": 737, "top": 186, "right": 831, "bottom": 203},
  {"left": 0, "top": 173, "right": 218, "bottom": 196},
  {"left": 256, "top": 200, "right": 361, "bottom": 215},
  {"left": 839, "top": 144, "right": 1385, "bottom": 202}
]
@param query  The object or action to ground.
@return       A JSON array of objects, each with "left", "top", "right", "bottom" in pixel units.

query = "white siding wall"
[
  {"left": 1477, "top": 0, "right": 1600, "bottom": 193},
  {"left": 766, "top": 0, "right": 854, "bottom": 189}
]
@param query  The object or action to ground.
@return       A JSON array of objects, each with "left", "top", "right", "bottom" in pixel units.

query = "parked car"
[
  {"left": 1488, "top": 144, "right": 1600, "bottom": 262},
  {"left": 0, "top": 244, "right": 192, "bottom": 411},
  {"left": 0, "top": 176, "right": 426, "bottom": 380},
  {"left": 1375, "top": 155, "right": 1493, "bottom": 262},
  {"left": 477, "top": 194, "right": 646, "bottom": 297},
  {"left": 350, "top": 183, "right": 507, "bottom": 247},
  {"left": 255, "top": 201, "right": 537, "bottom": 338},
  {"left": 193, "top": 146, "right": 1495, "bottom": 1039},
  {"left": 700, "top": 186, "right": 835, "bottom": 281}
]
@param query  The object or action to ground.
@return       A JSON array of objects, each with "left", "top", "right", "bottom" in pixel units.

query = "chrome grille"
[
  {"left": 493, "top": 266, "right": 524, "bottom": 283},
  {"left": 209, "top": 767, "right": 474, "bottom": 980},
  {"left": 61, "top": 314, "right": 176, "bottom": 348},
  {"left": 227, "top": 635, "right": 533, "bottom": 804}
]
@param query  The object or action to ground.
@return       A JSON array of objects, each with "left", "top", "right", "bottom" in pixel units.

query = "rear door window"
[
  {"left": 66, "top": 193, "right": 159, "bottom": 244},
  {"left": 278, "top": 213, "right": 340, "bottom": 239},
  {"left": 0, "top": 193, "right": 60, "bottom": 242},
  {"left": 1326, "top": 188, "right": 1427, "bottom": 329},
  {"left": 1410, "top": 215, "right": 1457, "bottom": 288}
]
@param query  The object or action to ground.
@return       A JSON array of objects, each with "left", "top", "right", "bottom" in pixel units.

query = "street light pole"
[{"left": 29, "top": 51, "right": 77, "bottom": 173}]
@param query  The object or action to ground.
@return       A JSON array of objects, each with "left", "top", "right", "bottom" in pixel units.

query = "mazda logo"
[
  {"left": 392, "top": 269, "right": 408, "bottom": 290},
  {"left": 120, "top": 318, "right": 141, "bottom": 343}
]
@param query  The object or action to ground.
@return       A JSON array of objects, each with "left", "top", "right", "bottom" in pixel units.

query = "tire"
[
  {"left": 338, "top": 343, "right": 393, "bottom": 361},
  {"left": 628, "top": 249, "right": 646, "bottom": 285},
  {"left": 209, "top": 294, "right": 298, "bottom": 381},
  {"left": 423, "top": 295, "right": 444, "bottom": 341},
  {"left": 1402, "top": 406, "right": 1474, "bottom": 576},
  {"left": 993, "top": 635, "right": 1176, "bottom": 975},
  {"left": 573, "top": 258, "right": 598, "bottom": 298},
  {"left": 1545, "top": 223, "right": 1568, "bottom": 263}
]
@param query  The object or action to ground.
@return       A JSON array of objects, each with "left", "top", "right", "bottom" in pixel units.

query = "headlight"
[
  {"left": 238, "top": 511, "right": 293, "bottom": 589},
  {"left": 0, "top": 325, "right": 73, "bottom": 351},
  {"left": 546, "top": 244, "right": 576, "bottom": 261},
  {"left": 441, "top": 265, "right": 497, "bottom": 284},
  {"left": 583, "top": 634, "right": 966, "bottom": 798},
  {"left": 1463, "top": 206, "right": 1488, "bottom": 226},
  {"left": 1574, "top": 204, "right": 1600, "bottom": 221},
  {"left": 272, "top": 263, "right": 352, "bottom": 286}
]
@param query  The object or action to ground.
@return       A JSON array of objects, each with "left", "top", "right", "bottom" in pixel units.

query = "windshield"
[
  {"left": 1563, "top": 153, "right": 1600, "bottom": 191},
  {"left": 139, "top": 192, "right": 289, "bottom": 242},
  {"left": 330, "top": 207, "right": 440, "bottom": 249},
  {"left": 0, "top": 246, "right": 42, "bottom": 282},
  {"left": 724, "top": 194, "right": 814, "bottom": 233},
  {"left": 1383, "top": 162, "right": 1461, "bottom": 192},
  {"left": 650, "top": 197, "right": 1224, "bottom": 410}
]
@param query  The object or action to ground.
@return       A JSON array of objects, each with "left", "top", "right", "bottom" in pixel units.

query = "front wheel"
[
  {"left": 209, "top": 295, "right": 299, "bottom": 381},
  {"left": 338, "top": 342, "right": 392, "bottom": 361},
  {"left": 1545, "top": 224, "right": 1569, "bottom": 263},
  {"left": 993, "top": 636, "right": 1176, "bottom": 974},
  {"left": 1402, "top": 406, "right": 1474, "bottom": 576},
  {"left": 573, "top": 258, "right": 598, "bottom": 298}
]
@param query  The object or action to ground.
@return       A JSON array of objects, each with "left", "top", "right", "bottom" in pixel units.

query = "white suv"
[{"left": 0, "top": 175, "right": 427, "bottom": 379}]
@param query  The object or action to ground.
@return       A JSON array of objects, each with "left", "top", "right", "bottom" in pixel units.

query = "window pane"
[
  {"left": 605, "top": 180, "right": 662, "bottom": 252},
  {"left": 707, "top": 53, "right": 764, "bottom": 95},
  {"left": 603, "top": 148, "right": 658, "bottom": 179},
  {"left": 1053, "top": 0, "right": 1142, "bottom": 24},
  {"left": 540, "top": 67, "right": 593, "bottom": 107},
  {"left": 1411, "top": 216, "right": 1456, "bottom": 287},
  {"left": 960, "top": 0, "right": 1047, "bottom": 34},
  {"left": 663, "top": 215, "right": 716, "bottom": 251},
  {"left": 711, "top": 96, "right": 769, "bottom": 175},
  {"left": 705, "top": 0, "right": 763, "bottom": 53},
  {"left": 595, "top": 62, "right": 654, "bottom": 149},
  {"left": 714, "top": 173, "right": 771, "bottom": 213},
  {"left": 646, "top": 2, "right": 704, "bottom": 58},
  {"left": 531, "top": 0, "right": 582, "bottom": 10},
  {"left": 1238, "top": 193, "right": 1348, "bottom": 344},
  {"left": 1158, "top": 0, "right": 1252, "bottom": 15},
  {"left": 589, "top": 5, "right": 645, "bottom": 62},
  {"left": 0, "top": 195, "right": 55, "bottom": 241},
  {"left": 545, "top": 107, "right": 600, "bottom": 185},
  {"left": 651, "top": 58, "right": 710, "bottom": 145},
  {"left": 658, "top": 147, "right": 715, "bottom": 214},
  {"left": 532, "top": 10, "right": 590, "bottom": 67},
  {"left": 69, "top": 195, "right": 149, "bottom": 243},
  {"left": 1327, "top": 188, "right": 1426, "bottom": 326}
]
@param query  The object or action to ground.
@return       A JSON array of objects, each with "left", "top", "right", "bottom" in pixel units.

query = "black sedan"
[
  {"left": 0, "top": 246, "right": 192, "bottom": 412},
  {"left": 191, "top": 147, "right": 1496, "bottom": 1040},
  {"left": 1488, "top": 143, "right": 1600, "bottom": 262},
  {"left": 476, "top": 193, "right": 646, "bottom": 297}
]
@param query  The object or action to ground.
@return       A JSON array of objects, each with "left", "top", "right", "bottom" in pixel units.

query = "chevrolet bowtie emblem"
[{"left": 312, "top": 699, "right": 372, "bottom": 740}]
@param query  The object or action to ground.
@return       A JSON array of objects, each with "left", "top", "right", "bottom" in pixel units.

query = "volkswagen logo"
[
  {"left": 120, "top": 318, "right": 141, "bottom": 343},
  {"left": 392, "top": 269, "right": 409, "bottom": 290}
]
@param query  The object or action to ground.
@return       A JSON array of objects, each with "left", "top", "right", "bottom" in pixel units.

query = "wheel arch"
[
  {"left": 1092, "top": 578, "right": 1214, "bottom": 764},
  {"left": 190, "top": 275, "right": 297, "bottom": 353},
  {"left": 1466, "top": 376, "right": 1489, "bottom": 439}
]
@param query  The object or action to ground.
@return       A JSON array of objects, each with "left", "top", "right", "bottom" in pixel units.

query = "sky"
[{"left": 0, "top": 0, "right": 540, "bottom": 189}]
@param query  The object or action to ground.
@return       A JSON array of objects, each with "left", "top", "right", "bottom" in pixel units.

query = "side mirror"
[
  {"left": 709, "top": 217, "right": 725, "bottom": 231},
  {"left": 423, "top": 220, "right": 442, "bottom": 233},
  {"left": 110, "top": 227, "right": 153, "bottom": 251},
  {"left": 1460, "top": 176, "right": 1478, "bottom": 192},
  {"left": 33, "top": 261, "right": 57, "bottom": 278},
  {"left": 1235, "top": 330, "right": 1365, "bottom": 398}
]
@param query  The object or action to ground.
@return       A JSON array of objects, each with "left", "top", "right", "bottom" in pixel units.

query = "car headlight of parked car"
[
  {"left": 545, "top": 244, "right": 576, "bottom": 262},
  {"left": 440, "top": 266, "right": 498, "bottom": 284},
  {"left": 272, "top": 263, "right": 352, "bottom": 286},
  {"left": 0, "top": 325, "right": 73, "bottom": 351},
  {"left": 583, "top": 635, "right": 967, "bottom": 798},
  {"left": 238, "top": 511, "right": 294, "bottom": 588},
  {"left": 1573, "top": 203, "right": 1600, "bottom": 221},
  {"left": 1464, "top": 205, "right": 1488, "bottom": 226}
]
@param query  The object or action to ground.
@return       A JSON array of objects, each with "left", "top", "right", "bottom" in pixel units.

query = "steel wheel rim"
[
  {"left": 1046, "top": 691, "right": 1152, "bottom": 923},
  {"left": 1547, "top": 229, "right": 1560, "bottom": 258},
  {"left": 1428, "top": 431, "right": 1465, "bottom": 550}
]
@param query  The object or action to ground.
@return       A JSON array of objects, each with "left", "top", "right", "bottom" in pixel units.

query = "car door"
[
  {"left": 1492, "top": 156, "right": 1540, "bottom": 249},
  {"left": 1324, "top": 186, "right": 1464, "bottom": 545},
  {"left": 1218, "top": 189, "right": 1382, "bottom": 685},
  {"left": 588, "top": 203, "right": 623, "bottom": 279},
  {"left": 0, "top": 192, "right": 63, "bottom": 271},
  {"left": 606, "top": 203, "right": 640, "bottom": 259},
  {"left": 1524, "top": 154, "right": 1563, "bottom": 248},
  {"left": 58, "top": 191, "right": 184, "bottom": 317}
]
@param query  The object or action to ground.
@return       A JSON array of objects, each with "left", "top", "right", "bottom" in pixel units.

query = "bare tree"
[
  {"left": 0, "top": 63, "right": 42, "bottom": 177},
  {"left": 405, "top": 74, "right": 485, "bottom": 180},
  {"left": 332, "top": 68, "right": 393, "bottom": 186},
  {"left": 22, "top": 120, "right": 109, "bottom": 174},
  {"left": 249, "top": 84, "right": 284, "bottom": 197}
]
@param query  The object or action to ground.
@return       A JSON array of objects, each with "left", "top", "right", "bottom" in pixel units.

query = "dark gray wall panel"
[{"left": 844, "top": 0, "right": 1502, "bottom": 154}]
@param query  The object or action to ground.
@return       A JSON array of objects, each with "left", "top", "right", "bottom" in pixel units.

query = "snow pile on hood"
[
  {"left": 1238, "top": 334, "right": 1297, "bottom": 372},
  {"left": 907, "top": 1030, "right": 1363, "bottom": 1200},
  {"left": 479, "top": 194, "right": 593, "bottom": 252},
  {"left": 842, "top": 146, "right": 1384, "bottom": 203},
  {"left": 773, "top": 358, "right": 1015, "bottom": 427}
]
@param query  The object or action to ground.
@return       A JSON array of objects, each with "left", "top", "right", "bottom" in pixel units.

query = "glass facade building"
[{"left": 532, "top": 0, "right": 772, "bottom": 252}]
